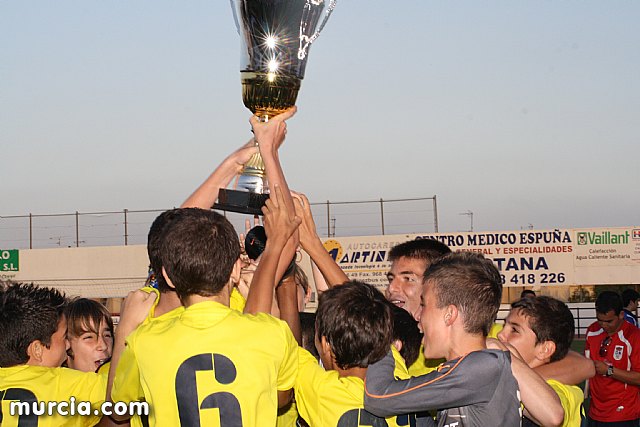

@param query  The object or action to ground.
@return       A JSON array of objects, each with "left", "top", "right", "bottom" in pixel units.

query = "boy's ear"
[
  {"left": 320, "top": 335, "right": 337, "bottom": 367},
  {"left": 444, "top": 305, "right": 458, "bottom": 327},
  {"left": 392, "top": 339, "right": 403, "bottom": 353},
  {"left": 535, "top": 340, "right": 556, "bottom": 362},
  {"left": 230, "top": 258, "right": 242, "bottom": 286},
  {"left": 26, "top": 340, "right": 44, "bottom": 365},
  {"left": 161, "top": 267, "right": 176, "bottom": 290},
  {"left": 320, "top": 336, "right": 332, "bottom": 356}
]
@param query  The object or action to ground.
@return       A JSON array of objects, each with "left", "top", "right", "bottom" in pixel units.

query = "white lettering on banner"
[{"left": 324, "top": 227, "right": 640, "bottom": 287}]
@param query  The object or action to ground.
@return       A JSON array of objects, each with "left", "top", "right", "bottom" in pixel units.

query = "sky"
[{"left": 1, "top": 0, "right": 639, "bottom": 244}]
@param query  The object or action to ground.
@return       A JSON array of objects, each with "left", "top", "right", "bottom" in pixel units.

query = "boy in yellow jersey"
[
  {"left": 110, "top": 206, "right": 299, "bottom": 426},
  {"left": 288, "top": 280, "right": 397, "bottom": 426},
  {"left": 0, "top": 282, "right": 106, "bottom": 427},
  {"left": 498, "top": 296, "right": 586, "bottom": 427}
]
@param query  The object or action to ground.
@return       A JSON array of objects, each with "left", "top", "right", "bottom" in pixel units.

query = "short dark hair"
[
  {"left": 316, "top": 281, "right": 392, "bottom": 370},
  {"left": 511, "top": 296, "right": 574, "bottom": 362},
  {"left": 596, "top": 291, "right": 623, "bottom": 315},
  {"left": 388, "top": 239, "right": 451, "bottom": 266},
  {"left": 622, "top": 289, "right": 640, "bottom": 307},
  {"left": 160, "top": 208, "right": 240, "bottom": 301},
  {"left": 0, "top": 282, "right": 67, "bottom": 367},
  {"left": 520, "top": 289, "right": 536, "bottom": 299},
  {"left": 425, "top": 252, "right": 502, "bottom": 336},
  {"left": 390, "top": 304, "right": 422, "bottom": 367},
  {"left": 148, "top": 209, "right": 185, "bottom": 293}
]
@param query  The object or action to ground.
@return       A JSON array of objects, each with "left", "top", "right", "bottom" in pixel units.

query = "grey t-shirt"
[{"left": 364, "top": 349, "right": 522, "bottom": 427}]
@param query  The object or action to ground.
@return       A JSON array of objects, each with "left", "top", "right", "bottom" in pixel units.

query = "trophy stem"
[{"left": 241, "top": 152, "right": 266, "bottom": 180}]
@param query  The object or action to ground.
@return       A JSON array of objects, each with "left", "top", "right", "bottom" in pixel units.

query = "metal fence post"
[
  {"left": 75, "top": 211, "right": 80, "bottom": 247},
  {"left": 326, "top": 201, "right": 330, "bottom": 238},
  {"left": 380, "top": 198, "right": 385, "bottom": 235},
  {"left": 433, "top": 195, "right": 439, "bottom": 233},
  {"left": 29, "top": 213, "right": 33, "bottom": 249},
  {"left": 124, "top": 209, "right": 129, "bottom": 246}
]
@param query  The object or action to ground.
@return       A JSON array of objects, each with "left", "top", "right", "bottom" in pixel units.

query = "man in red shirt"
[{"left": 586, "top": 290, "right": 640, "bottom": 426}]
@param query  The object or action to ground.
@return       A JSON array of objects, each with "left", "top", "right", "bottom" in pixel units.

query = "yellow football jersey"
[
  {"left": 229, "top": 287, "right": 246, "bottom": 312},
  {"left": 112, "top": 300, "right": 298, "bottom": 427},
  {"left": 407, "top": 346, "right": 442, "bottom": 377},
  {"left": 547, "top": 379, "right": 584, "bottom": 427},
  {"left": 296, "top": 348, "right": 406, "bottom": 427},
  {"left": 0, "top": 365, "right": 105, "bottom": 427},
  {"left": 139, "top": 286, "right": 161, "bottom": 321},
  {"left": 128, "top": 301, "right": 184, "bottom": 427},
  {"left": 391, "top": 346, "right": 410, "bottom": 379},
  {"left": 276, "top": 400, "right": 299, "bottom": 427},
  {"left": 488, "top": 322, "right": 503, "bottom": 338}
]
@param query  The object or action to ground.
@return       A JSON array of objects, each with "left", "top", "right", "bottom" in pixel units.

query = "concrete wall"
[{"left": 2, "top": 245, "right": 149, "bottom": 298}]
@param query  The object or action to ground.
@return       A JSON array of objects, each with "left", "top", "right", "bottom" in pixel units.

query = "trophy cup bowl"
[{"left": 214, "top": 0, "right": 336, "bottom": 215}]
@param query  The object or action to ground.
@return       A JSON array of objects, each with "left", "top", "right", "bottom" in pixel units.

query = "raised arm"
[
  {"left": 181, "top": 140, "right": 258, "bottom": 208},
  {"left": 293, "top": 192, "right": 349, "bottom": 287},
  {"left": 251, "top": 108, "right": 299, "bottom": 283},
  {"left": 276, "top": 271, "right": 302, "bottom": 344},
  {"left": 107, "top": 290, "right": 156, "bottom": 421},
  {"left": 243, "top": 184, "right": 300, "bottom": 315}
]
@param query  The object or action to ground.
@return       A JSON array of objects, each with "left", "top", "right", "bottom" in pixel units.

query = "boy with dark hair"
[
  {"left": 292, "top": 280, "right": 396, "bottom": 426},
  {"left": 499, "top": 296, "right": 584, "bottom": 426},
  {"left": 365, "top": 252, "right": 564, "bottom": 427},
  {"left": 621, "top": 288, "right": 639, "bottom": 327},
  {"left": 385, "top": 238, "right": 451, "bottom": 319},
  {"left": 141, "top": 209, "right": 185, "bottom": 317},
  {"left": 585, "top": 290, "right": 640, "bottom": 426},
  {"left": 0, "top": 282, "right": 106, "bottom": 426},
  {"left": 110, "top": 207, "right": 299, "bottom": 426}
]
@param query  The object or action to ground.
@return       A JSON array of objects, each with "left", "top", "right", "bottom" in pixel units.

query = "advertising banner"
[
  {"left": 322, "top": 227, "right": 640, "bottom": 291},
  {"left": 0, "top": 249, "right": 19, "bottom": 277}
]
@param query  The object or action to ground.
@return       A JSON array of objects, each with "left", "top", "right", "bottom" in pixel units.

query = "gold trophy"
[{"left": 215, "top": 0, "right": 337, "bottom": 215}]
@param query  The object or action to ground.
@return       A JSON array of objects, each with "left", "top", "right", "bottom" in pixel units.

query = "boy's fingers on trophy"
[
  {"left": 261, "top": 200, "right": 272, "bottom": 217},
  {"left": 271, "top": 106, "right": 296, "bottom": 123},
  {"left": 249, "top": 114, "right": 261, "bottom": 129}
]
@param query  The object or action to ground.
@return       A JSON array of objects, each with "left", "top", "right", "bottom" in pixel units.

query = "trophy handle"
[
  {"left": 298, "top": 0, "right": 337, "bottom": 60},
  {"left": 229, "top": 0, "right": 241, "bottom": 34}
]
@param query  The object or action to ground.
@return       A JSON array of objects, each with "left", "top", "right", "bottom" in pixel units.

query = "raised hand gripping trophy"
[{"left": 215, "top": 0, "right": 337, "bottom": 215}]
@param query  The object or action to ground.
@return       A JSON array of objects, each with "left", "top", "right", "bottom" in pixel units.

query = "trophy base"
[{"left": 213, "top": 189, "right": 269, "bottom": 216}]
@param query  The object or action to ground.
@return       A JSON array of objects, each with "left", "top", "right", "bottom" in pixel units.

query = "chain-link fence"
[{"left": 1, "top": 196, "right": 438, "bottom": 249}]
